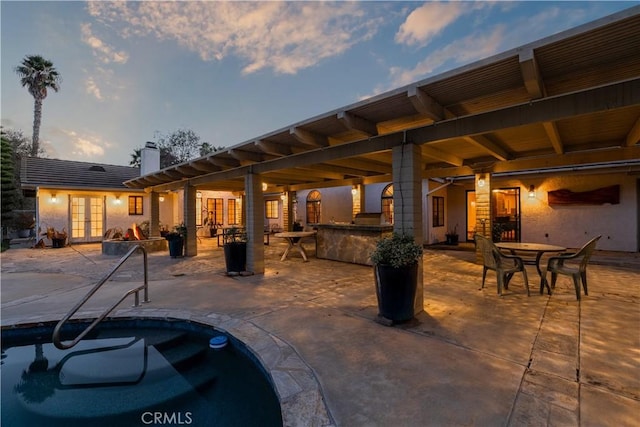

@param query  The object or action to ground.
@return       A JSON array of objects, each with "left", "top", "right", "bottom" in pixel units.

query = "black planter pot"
[
  {"left": 51, "top": 237, "right": 67, "bottom": 248},
  {"left": 374, "top": 263, "right": 418, "bottom": 322},
  {"left": 224, "top": 242, "right": 247, "bottom": 273},
  {"left": 167, "top": 237, "right": 184, "bottom": 258},
  {"left": 445, "top": 234, "right": 459, "bottom": 245}
]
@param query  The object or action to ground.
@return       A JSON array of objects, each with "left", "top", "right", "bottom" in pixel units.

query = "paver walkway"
[{"left": 1, "top": 239, "right": 639, "bottom": 426}]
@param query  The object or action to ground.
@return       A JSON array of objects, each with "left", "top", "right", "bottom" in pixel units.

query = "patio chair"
[
  {"left": 543, "top": 235, "right": 601, "bottom": 300},
  {"left": 474, "top": 234, "right": 529, "bottom": 296}
]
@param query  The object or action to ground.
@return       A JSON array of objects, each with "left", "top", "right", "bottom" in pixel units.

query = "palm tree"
[{"left": 15, "top": 55, "right": 61, "bottom": 157}]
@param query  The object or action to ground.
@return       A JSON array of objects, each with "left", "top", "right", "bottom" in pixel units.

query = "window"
[
  {"left": 265, "top": 200, "right": 279, "bottom": 219},
  {"left": 196, "top": 198, "right": 203, "bottom": 226},
  {"left": 306, "top": 190, "right": 321, "bottom": 224},
  {"left": 227, "top": 198, "right": 239, "bottom": 225},
  {"left": 433, "top": 196, "right": 444, "bottom": 227},
  {"left": 207, "top": 198, "right": 224, "bottom": 225},
  {"left": 381, "top": 184, "right": 393, "bottom": 224},
  {"left": 129, "top": 196, "right": 143, "bottom": 215}
]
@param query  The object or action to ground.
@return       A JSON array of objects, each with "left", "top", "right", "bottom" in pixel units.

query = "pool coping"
[{"left": 1, "top": 308, "right": 335, "bottom": 427}]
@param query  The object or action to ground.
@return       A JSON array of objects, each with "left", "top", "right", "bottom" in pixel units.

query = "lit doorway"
[
  {"left": 492, "top": 188, "right": 520, "bottom": 242},
  {"left": 71, "top": 196, "right": 104, "bottom": 243},
  {"left": 466, "top": 188, "right": 521, "bottom": 242}
]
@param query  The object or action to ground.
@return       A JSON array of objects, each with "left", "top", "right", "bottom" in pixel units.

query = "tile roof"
[{"left": 20, "top": 157, "right": 141, "bottom": 190}]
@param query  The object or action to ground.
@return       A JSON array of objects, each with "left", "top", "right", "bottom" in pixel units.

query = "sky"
[{"left": 1, "top": 1, "right": 636, "bottom": 167}]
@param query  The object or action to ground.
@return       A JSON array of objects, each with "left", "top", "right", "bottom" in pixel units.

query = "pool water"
[{"left": 1, "top": 319, "right": 282, "bottom": 426}]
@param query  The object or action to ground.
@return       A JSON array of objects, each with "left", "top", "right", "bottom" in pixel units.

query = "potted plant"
[
  {"left": 445, "top": 224, "right": 459, "bottom": 245},
  {"left": 223, "top": 227, "right": 247, "bottom": 274},
  {"left": 14, "top": 211, "right": 35, "bottom": 238},
  {"left": 370, "top": 232, "right": 423, "bottom": 323},
  {"left": 165, "top": 223, "right": 186, "bottom": 258},
  {"left": 42, "top": 226, "right": 68, "bottom": 248},
  {"left": 204, "top": 213, "right": 219, "bottom": 238}
]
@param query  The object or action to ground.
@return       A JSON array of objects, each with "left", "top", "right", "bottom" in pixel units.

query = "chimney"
[{"left": 141, "top": 141, "right": 160, "bottom": 175}]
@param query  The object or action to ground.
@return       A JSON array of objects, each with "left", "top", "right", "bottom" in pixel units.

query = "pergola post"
[
  {"left": 474, "top": 172, "right": 492, "bottom": 264},
  {"left": 149, "top": 191, "right": 160, "bottom": 238},
  {"left": 183, "top": 183, "right": 197, "bottom": 257},
  {"left": 245, "top": 173, "right": 265, "bottom": 274},
  {"left": 392, "top": 143, "right": 424, "bottom": 316}
]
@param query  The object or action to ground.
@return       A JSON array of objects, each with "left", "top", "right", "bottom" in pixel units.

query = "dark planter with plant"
[
  {"left": 223, "top": 227, "right": 247, "bottom": 273},
  {"left": 445, "top": 224, "right": 459, "bottom": 245},
  {"left": 370, "top": 233, "right": 423, "bottom": 323},
  {"left": 14, "top": 211, "right": 35, "bottom": 238},
  {"left": 165, "top": 223, "right": 186, "bottom": 258}
]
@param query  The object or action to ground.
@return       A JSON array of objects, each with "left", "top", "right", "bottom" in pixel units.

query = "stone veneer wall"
[{"left": 316, "top": 224, "right": 393, "bottom": 265}]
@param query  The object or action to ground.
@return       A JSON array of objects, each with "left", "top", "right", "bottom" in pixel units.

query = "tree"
[
  {"left": 1, "top": 134, "right": 18, "bottom": 224},
  {"left": 15, "top": 55, "right": 61, "bottom": 157},
  {"left": 129, "top": 129, "right": 224, "bottom": 169}
]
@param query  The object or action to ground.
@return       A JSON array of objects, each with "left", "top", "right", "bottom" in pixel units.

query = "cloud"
[
  {"left": 395, "top": 2, "right": 466, "bottom": 47},
  {"left": 390, "top": 26, "right": 505, "bottom": 87},
  {"left": 48, "top": 127, "right": 111, "bottom": 160},
  {"left": 87, "top": 1, "right": 382, "bottom": 75},
  {"left": 81, "top": 22, "right": 129, "bottom": 64},
  {"left": 84, "top": 77, "right": 103, "bottom": 100}
]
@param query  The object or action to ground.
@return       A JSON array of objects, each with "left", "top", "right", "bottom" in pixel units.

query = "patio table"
[
  {"left": 274, "top": 231, "right": 317, "bottom": 262},
  {"left": 496, "top": 242, "right": 566, "bottom": 294}
]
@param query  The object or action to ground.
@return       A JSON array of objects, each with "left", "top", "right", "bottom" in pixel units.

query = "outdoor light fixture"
[
  {"left": 196, "top": 191, "right": 202, "bottom": 199},
  {"left": 114, "top": 196, "right": 122, "bottom": 205},
  {"left": 159, "top": 195, "right": 165, "bottom": 202},
  {"left": 478, "top": 179, "right": 485, "bottom": 188},
  {"left": 50, "top": 194, "right": 57, "bottom": 203},
  {"left": 528, "top": 185, "right": 536, "bottom": 198},
  {"left": 351, "top": 186, "right": 358, "bottom": 195},
  {"left": 262, "top": 182, "right": 268, "bottom": 191},
  {"left": 280, "top": 193, "right": 286, "bottom": 201}
]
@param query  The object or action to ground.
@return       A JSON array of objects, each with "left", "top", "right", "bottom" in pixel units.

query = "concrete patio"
[{"left": 1, "top": 238, "right": 639, "bottom": 426}]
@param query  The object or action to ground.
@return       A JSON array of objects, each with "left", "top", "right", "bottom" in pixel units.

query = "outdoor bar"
[{"left": 316, "top": 213, "right": 393, "bottom": 265}]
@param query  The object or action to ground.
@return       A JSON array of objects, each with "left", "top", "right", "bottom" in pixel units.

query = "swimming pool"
[{"left": 1, "top": 318, "right": 282, "bottom": 426}]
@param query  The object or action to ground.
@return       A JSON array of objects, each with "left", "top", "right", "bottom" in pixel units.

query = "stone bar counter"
[{"left": 316, "top": 223, "right": 393, "bottom": 265}]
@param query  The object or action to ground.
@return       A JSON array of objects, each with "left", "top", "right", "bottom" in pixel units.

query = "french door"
[{"left": 70, "top": 196, "right": 104, "bottom": 243}]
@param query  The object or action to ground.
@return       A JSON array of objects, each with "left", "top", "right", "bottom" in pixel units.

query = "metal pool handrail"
[{"left": 52, "top": 244, "right": 149, "bottom": 350}]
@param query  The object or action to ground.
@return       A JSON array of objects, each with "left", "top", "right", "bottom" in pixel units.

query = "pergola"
[{"left": 125, "top": 7, "right": 640, "bottom": 285}]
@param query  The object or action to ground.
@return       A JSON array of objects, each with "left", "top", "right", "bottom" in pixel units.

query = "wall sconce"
[
  {"left": 262, "top": 182, "right": 268, "bottom": 191},
  {"left": 196, "top": 191, "right": 202, "bottom": 199},
  {"left": 50, "top": 194, "right": 58, "bottom": 203},
  {"left": 351, "top": 186, "right": 358, "bottom": 196},
  {"left": 280, "top": 193, "right": 286, "bottom": 201},
  {"left": 114, "top": 196, "right": 122, "bottom": 205},
  {"left": 159, "top": 195, "right": 165, "bottom": 202},
  {"left": 528, "top": 185, "right": 536, "bottom": 199},
  {"left": 477, "top": 179, "right": 485, "bottom": 188}
]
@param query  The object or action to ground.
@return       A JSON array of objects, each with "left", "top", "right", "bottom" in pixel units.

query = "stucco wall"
[
  {"left": 514, "top": 173, "right": 637, "bottom": 252},
  {"left": 36, "top": 189, "right": 149, "bottom": 240},
  {"left": 296, "top": 186, "right": 353, "bottom": 227}
]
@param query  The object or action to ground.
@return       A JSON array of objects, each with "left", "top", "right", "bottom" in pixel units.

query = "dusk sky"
[{"left": 1, "top": 1, "right": 635, "bottom": 166}]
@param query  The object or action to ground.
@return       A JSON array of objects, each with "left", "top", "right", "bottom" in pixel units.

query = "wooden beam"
[
  {"left": 421, "top": 145, "right": 464, "bottom": 167},
  {"left": 289, "top": 127, "right": 329, "bottom": 147},
  {"left": 626, "top": 116, "right": 640, "bottom": 146},
  {"left": 207, "top": 156, "right": 240, "bottom": 168},
  {"left": 337, "top": 111, "right": 378, "bottom": 136},
  {"left": 462, "top": 135, "right": 511, "bottom": 161},
  {"left": 407, "top": 87, "right": 444, "bottom": 121},
  {"left": 519, "top": 49, "right": 545, "bottom": 99},
  {"left": 228, "top": 149, "right": 263, "bottom": 163},
  {"left": 542, "top": 121, "right": 564, "bottom": 154},
  {"left": 254, "top": 140, "right": 292, "bottom": 156},
  {"left": 175, "top": 165, "right": 201, "bottom": 177},
  {"left": 189, "top": 160, "right": 221, "bottom": 173},
  {"left": 423, "top": 145, "right": 640, "bottom": 178}
]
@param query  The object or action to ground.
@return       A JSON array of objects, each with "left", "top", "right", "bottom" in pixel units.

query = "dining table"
[
  {"left": 495, "top": 242, "right": 567, "bottom": 294},
  {"left": 274, "top": 231, "right": 317, "bottom": 262}
]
